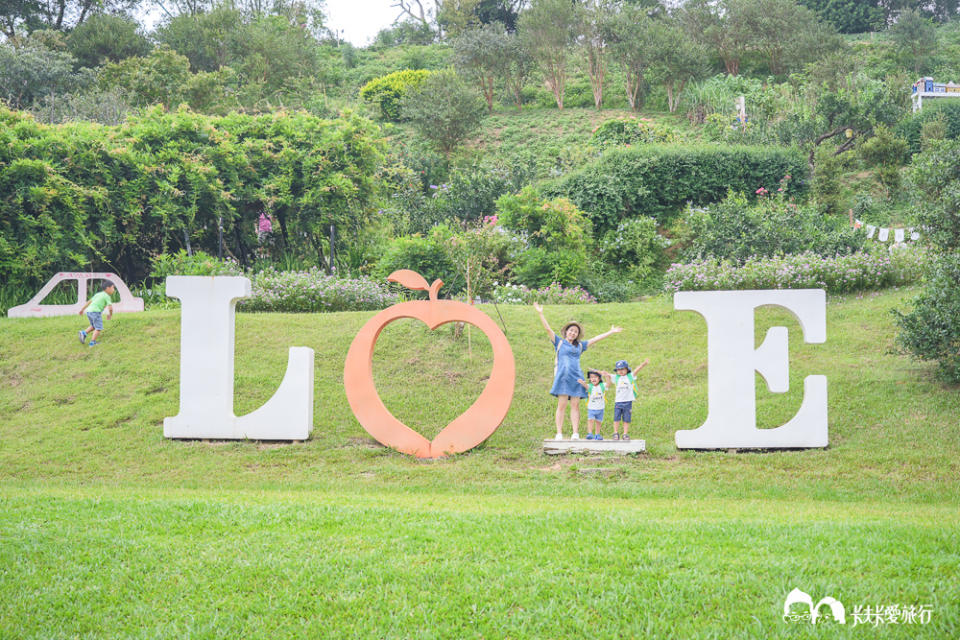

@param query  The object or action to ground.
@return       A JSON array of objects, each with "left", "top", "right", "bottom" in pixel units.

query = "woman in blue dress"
[{"left": 534, "top": 302, "right": 622, "bottom": 440}]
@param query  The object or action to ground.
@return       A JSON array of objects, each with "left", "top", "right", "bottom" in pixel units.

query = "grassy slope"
[{"left": 1, "top": 289, "right": 958, "bottom": 638}]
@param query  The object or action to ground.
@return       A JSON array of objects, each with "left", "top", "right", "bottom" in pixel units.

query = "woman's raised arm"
[
  {"left": 588, "top": 325, "right": 623, "bottom": 345},
  {"left": 533, "top": 302, "right": 556, "bottom": 341}
]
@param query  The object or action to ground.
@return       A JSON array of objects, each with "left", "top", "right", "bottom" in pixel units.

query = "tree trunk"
[
  {"left": 724, "top": 56, "right": 739, "bottom": 76},
  {"left": 483, "top": 73, "right": 495, "bottom": 113},
  {"left": 625, "top": 69, "right": 643, "bottom": 111}
]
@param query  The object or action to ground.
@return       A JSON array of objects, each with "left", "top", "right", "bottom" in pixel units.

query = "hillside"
[{"left": 1, "top": 289, "right": 958, "bottom": 637}]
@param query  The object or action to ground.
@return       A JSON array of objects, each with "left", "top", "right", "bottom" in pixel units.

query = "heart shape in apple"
[{"left": 343, "top": 270, "right": 516, "bottom": 458}]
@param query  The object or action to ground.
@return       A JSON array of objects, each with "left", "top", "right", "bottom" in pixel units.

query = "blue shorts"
[
  {"left": 86, "top": 311, "right": 103, "bottom": 331},
  {"left": 613, "top": 401, "right": 633, "bottom": 423},
  {"left": 587, "top": 409, "right": 604, "bottom": 422}
]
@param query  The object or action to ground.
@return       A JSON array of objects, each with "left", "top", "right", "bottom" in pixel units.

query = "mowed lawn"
[{"left": 1, "top": 287, "right": 958, "bottom": 638}]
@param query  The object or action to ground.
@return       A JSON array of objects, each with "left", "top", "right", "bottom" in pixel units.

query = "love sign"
[{"left": 162, "top": 275, "right": 829, "bottom": 454}]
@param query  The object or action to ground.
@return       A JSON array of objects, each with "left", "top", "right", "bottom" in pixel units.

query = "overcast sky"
[{"left": 325, "top": 0, "right": 401, "bottom": 46}]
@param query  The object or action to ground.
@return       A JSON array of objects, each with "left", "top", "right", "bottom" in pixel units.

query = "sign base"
[{"left": 543, "top": 439, "right": 646, "bottom": 455}]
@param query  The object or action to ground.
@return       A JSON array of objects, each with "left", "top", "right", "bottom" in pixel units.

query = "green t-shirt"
[{"left": 87, "top": 291, "right": 113, "bottom": 313}]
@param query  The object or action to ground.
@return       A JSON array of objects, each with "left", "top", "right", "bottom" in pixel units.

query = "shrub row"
[
  {"left": 664, "top": 248, "right": 926, "bottom": 295},
  {"left": 542, "top": 144, "right": 808, "bottom": 231},
  {"left": 0, "top": 106, "right": 385, "bottom": 292},
  {"left": 240, "top": 268, "right": 400, "bottom": 313}
]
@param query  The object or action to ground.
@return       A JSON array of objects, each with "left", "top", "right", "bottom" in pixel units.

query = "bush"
[
  {"left": 240, "top": 268, "right": 400, "bottom": 312},
  {"left": 894, "top": 253, "right": 960, "bottom": 382},
  {"left": 401, "top": 69, "right": 485, "bottom": 155},
  {"left": 858, "top": 125, "right": 910, "bottom": 194},
  {"left": 430, "top": 158, "right": 534, "bottom": 221},
  {"left": 374, "top": 229, "right": 465, "bottom": 294},
  {"left": 495, "top": 186, "right": 590, "bottom": 252},
  {"left": 495, "top": 187, "right": 590, "bottom": 287},
  {"left": 491, "top": 281, "right": 597, "bottom": 304},
  {"left": 0, "top": 40, "right": 83, "bottom": 109},
  {"left": 598, "top": 216, "right": 670, "bottom": 283},
  {"left": 591, "top": 118, "right": 686, "bottom": 149},
  {"left": 895, "top": 139, "right": 960, "bottom": 382},
  {"left": 895, "top": 101, "right": 960, "bottom": 155},
  {"left": 359, "top": 69, "right": 432, "bottom": 121},
  {"left": 512, "top": 246, "right": 588, "bottom": 288},
  {"left": 543, "top": 144, "right": 808, "bottom": 232},
  {"left": 680, "top": 190, "right": 863, "bottom": 263},
  {"left": 149, "top": 250, "right": 243, "bottom": 278},
  {"left": 665, "top": 247, "right": 925, "bottom": 294}
]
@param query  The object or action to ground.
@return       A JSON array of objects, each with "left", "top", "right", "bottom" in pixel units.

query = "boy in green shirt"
[{"left": 78, "top": 281, "right": 115, "bottom": 347}]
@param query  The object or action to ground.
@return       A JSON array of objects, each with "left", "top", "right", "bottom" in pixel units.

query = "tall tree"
[
  {"left": 66, "top": 14, "right": 151, "bottom": 68},
  {"left": 0, "top": 0, "right": 138, "bottom": 38},
  {"left": 518, "top": 0, "right": 578, "bottom": 109},
  {"left": 577, "top": 0, "right": 613, "bottom": 110},
  {"left": 679, "top": 0, "right": 752, "bottom": 76},
  {"left": 740, "top": 0, "right": 840, "bottom": 75},
  {"left": 502, "top": 31, "right": 532, "bottom": 110},
  {"left": 648, "top": 19, "right": 707, "bottom": 112},
  {"left": 798, "top": 0, "right": 885, "bottom": 33},
  {"left": 889, "top": 7, "right": 937, "bottom": 73},
  {"left": 605, "top": 2, "right": 655, "bottom": 110},
  {"left": 453, "top": 21, "right": 510, "bottom": 113}
]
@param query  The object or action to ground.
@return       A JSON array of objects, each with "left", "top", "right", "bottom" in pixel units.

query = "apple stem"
[{"left": 429, "top": 279, "right": 443, "bottom": 301}]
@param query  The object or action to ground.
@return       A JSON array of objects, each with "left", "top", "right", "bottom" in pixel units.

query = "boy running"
[{"left": 78, "top": 281, "right": 115, "bottom": 347}]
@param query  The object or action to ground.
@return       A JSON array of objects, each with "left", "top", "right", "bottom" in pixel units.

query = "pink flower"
[{"left": 258, "top": 213, "right": 273, "bottom": 234}]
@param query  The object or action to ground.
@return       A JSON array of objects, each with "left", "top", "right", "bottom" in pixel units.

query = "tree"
[
  {"left": 154, "top": 5, "right": 245, "bottom": 72},
  {"left": 0, "top": 0, "right": 138, "bottom": 38},
  {"left": 453, "top": 22, "right": 510, "bottom": 113},
  {"left": 577, "top": 0, "right": 613, "bottom": 110},
  {"left": 605, "top": 3, "right": 655, "bottom": 110},
  {"left": 798, "top": 0, "right": 885, "bottom": 34},
  {"left": 647, "top": 20, "right": 707, "bottom": 113},
  {"left": 0, "top": 39, "right": 81, "bottom": 109},
  {"left": 889, "top": 8, "right": 937, "bottom": 74},
  {"left": 739, "top": 0, "right": 840, "bottom": 75},
  {"left": 502, "top": 31, "right": 533, "bottom": 110},
  {"left": 402, "top": 68, "right": 485, "bottom": 155},
  {"left": 518, "top": 0, "right": 578, "bottom": 109},
  {"left": 804, "top": 73, "right": 906, "bottom": 166},
  {"left": 66, "top": 14, "right": 151, "bottom": 68},
  {"left": 680, "top": 0, "right": 752, "bottom": 76}
]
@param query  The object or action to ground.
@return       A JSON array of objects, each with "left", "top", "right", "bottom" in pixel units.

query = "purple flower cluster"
[
  {"left": 664, "top": 248, "right": 926, "bottom": 294},
  {"left": 493, "top": 281, "right": 598, "bottom": 305},
  {"left": 240, "top": 267, "right": 400, "bottom": 313}
]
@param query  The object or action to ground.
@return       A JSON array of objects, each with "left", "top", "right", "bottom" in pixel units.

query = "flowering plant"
[
  {"left": 240, "top": 268, "right": 400, "bottom": 313},
  {"left": 491, "top": 282, "right": 597, "bottom": 305},
  {"left": 665, "top": 248, "right": 926, "bottom": 294}
]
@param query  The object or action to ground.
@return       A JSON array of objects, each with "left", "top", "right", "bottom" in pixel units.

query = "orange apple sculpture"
[{"left": 343, "top": 270, "right": 516, "bottom": 458}]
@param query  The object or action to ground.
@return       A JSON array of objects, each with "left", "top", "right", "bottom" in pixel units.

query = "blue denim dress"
[{"left": 549, "top": 335, "right": 589, "bottom": 398}]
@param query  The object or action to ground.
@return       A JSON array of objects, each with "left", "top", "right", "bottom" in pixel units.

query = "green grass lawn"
[{"left": 1, "top": 288, "right": 958, "bottom": 637}]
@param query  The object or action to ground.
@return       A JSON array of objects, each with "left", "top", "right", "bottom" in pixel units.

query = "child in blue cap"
[{"left": 601, "top": 358, "right": 649, "bottom": 440}]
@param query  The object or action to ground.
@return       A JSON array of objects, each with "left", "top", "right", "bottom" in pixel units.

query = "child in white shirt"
[
  {"left": 576, "top": 370, "right": 606, "bottom": 441},
  {"left": 601, "top": 358, "right": 649, "bottom": 441}
]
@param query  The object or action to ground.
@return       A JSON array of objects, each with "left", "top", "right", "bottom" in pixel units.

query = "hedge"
[
  {"left": 541, "top": 144, "right": 808, "bottom": 231},
  {"left": 0, "top": 106, "right": 386, "bottom": 291}
]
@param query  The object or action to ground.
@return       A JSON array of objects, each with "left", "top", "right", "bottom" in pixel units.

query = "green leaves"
[{"left": 0, "top": 106, "right": 386, "bottom": 291}]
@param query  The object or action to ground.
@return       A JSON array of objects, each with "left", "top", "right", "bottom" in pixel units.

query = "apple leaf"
[{"left": 387, "top": 270, "right": 430, "bottom": 290}]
